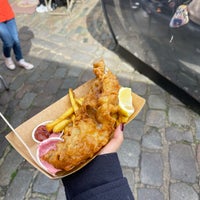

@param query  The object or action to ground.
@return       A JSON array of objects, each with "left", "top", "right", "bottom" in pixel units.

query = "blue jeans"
[{"left": 0, "top": 18, "right": 23, "bottom": 61}]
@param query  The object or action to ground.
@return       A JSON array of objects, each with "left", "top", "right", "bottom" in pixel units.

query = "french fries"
[
  {"left": 69, "top": 88, "right": 79, "bottom": 114},
  {"left": 46, "top": 107, "right": 74, "bottom": 132},
  {"left": 53, "top": 119, "right": 72, "bottom": 133},
  {"left": 46, "top": 88, "right": 83, "bottom": 133}
]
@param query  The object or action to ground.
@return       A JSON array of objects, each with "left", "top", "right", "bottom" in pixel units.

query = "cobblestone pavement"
[{"left": 0, "top": 0, "right": 200, "bottom": 200}]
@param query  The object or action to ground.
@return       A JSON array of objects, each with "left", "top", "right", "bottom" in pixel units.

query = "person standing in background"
[{"left": 0, "top": 0, "right": 34, "bottom": 70}]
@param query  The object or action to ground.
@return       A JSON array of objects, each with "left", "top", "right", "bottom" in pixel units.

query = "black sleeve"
[{"left": 62, "top": 153, "right": 134, "bottom": 200}]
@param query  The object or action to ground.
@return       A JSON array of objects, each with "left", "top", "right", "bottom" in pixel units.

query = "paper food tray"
[{"left": 6, "top": 79, "right": 145, "bottom": 179}]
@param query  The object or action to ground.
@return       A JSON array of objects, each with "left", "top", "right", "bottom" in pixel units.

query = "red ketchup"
[{"left": 34, "top": 125, "right": 51, "bottom": 142}]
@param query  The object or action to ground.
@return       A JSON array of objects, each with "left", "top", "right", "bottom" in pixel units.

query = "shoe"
[
  {"left": 36, "top": 4, "right": 48, "bottom": 13},
  {"left": 17, "top": 59, "right": 34, "bottom": 70},
  {"left": 4, "top": 56, "right": 16, "bottom": 70}
]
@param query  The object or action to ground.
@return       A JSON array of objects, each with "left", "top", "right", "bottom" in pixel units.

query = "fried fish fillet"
[{"left": 42, "top": 60, "right": 121, "bottom": 171}]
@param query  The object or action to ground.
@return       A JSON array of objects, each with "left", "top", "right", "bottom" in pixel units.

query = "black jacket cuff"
[{"left": 62, "top": 153, "right": 123, "bottom": 199}]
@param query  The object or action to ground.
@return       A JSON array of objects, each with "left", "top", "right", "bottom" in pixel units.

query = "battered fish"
[{"left": 42, "top": 60, "right": 121, "bottom": 171}]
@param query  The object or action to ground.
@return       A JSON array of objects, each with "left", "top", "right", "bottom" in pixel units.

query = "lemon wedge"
[{"left": 118, "top": 87, "right": 135, "bottom": 117}]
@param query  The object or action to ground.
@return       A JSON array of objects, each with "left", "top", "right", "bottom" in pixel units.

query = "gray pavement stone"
[
  {"left": 0, "top": 149, "right": 24, "bottom": 186},
  {"left": 15, "top": 83, "right": 34, "bottom": 99},
  {"left": 142, "top": 128, "right": 162, "bottom": 149},
  {"left": 122, "top": 168, "right": 135, "bottom": 194},
  {"left": 137, "top": 188, "right": 164, "bottom": 200},
  {"left": 131, "top": 81, "right": 147, "bottom": 97},
  {"left": 67, "top": 40, "right": 98, "bottom": 54},
  {"left": 9, "top": 73, "right": 29, "bottom": 91},
  {"left": 71, "top": 51, "right": 95, "bottom": 64},
  {"left": 195, "top": 118, "right": 200, "bottom": 140},
  {"left": 118, "top": 139, "right": 140, "bottom": 168},
  {"left": 169, "top": 95, "right": 185, "bottom": 106},
  {"left": 170, "top": 183, "right": 199, "bottom": 200},
  {"left": 146, "top": 110, "right": 166, "bottom": 128},
  {"left": 140, "top": 152, "right": 163, "bottom": 186},
  {"left": 124, "top": 120, "right": 145, "bottom": 141},
  {"left": 61, "top": 76, "right": 79, "bottom": 90},
  {"left": 33, "top": 173, "right": 59, "bottom": 194},
  {"left": 56, "top": 183, "right": 66, "bottom": 200},
  {"left": 169, "top": 144, "right": 197, "bottom": 183},
  {"left": 10, "top": 110, "right": 27, "bottom": 128},
  {"left": 168, "top": 106, "right": 191, "bottom": 127},
  {"left": 0, "top": 187, "right": 4, "bottom": 199},
  {"left": 149, "top": 84, "right": 165, "bottom": 95},
  {"left": 148, "top": 94, "right": 167, "bottom": 110},
  {"left": 19, "top": 92, "right": 37, "bottom": 110},
  {"left": 66, "top": 67, "right": 83, "bottom": 78},
  {"left": 197, "top": 144, "right": 200, "bottom": 167},
  {"left": 44, "top": 78, "right": 62, "bottom": 95},
  {"left": 4, "top": 169, "right": 33, "bottom": 200},
  {"left": 54, "top": 67, "right": 68, "bottom": 78},
  {"left": 166, "top": 126, "right": 193, "bottom": 143},
  {"left": 0, "top": 90, "right": 15, "bottom": 105},
  {"left": 80, "top": 68, "right": 96, "bottom": 83},
  {"left": 117, "top": 72, "right": 131, "bottom": 88},
  {"left": 32, "top": 94, "right": 53, "bottom": 108}
]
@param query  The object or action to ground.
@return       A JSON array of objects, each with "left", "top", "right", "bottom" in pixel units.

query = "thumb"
[{"left": 99, "top": 124, "right": 124, "bottom": 155}]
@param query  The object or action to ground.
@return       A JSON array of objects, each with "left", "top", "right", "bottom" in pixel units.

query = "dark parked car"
[{"left": 101, "top": 0, "right": 200, "bottom": 104}]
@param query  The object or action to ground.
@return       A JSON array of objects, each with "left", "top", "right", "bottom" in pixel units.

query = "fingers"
[{"left": 99, "top": 124, "right": 124, "bottom": 155}]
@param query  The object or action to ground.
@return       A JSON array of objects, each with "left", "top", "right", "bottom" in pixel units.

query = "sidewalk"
[{"left": 0, "top": 0, "right": 200, "bottom": 200}]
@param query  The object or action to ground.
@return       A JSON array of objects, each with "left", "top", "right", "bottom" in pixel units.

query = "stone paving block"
[
  {"left": 169, "top": 143, "right": 197, "bottom": 183},
  {"left": 71, "top": 51, "right": 95, "bottom": 64},
  {"left": 197, "top": 144, "right": 200, "bottom": 167},
  {"left": 169, "top": 95, "right": 185, "bottom": 106},
  {"left": 149, "top": 84, "right": 165, "bottom": 95},
  {"left": 67, "top": 67, "right": 83, "bottom": 78},
  {"left": 0, "top": 135, "right": 9, "bottom": 158},
  {"left": 148, "top": 94, "right": 167, "bottom": 110},
  {"left": 32, "top": 94, "right": 53, "bottom": 108},
  {"left": 19, "top": 92, "right": 37, "bottom": 110},
  {"left": 140, "top": 152, "right": 163, "bottom": 186},
  {"left": 43, "top": 78, "right": 62, "bottom": 95},
  {"left": 168, "top": 106, "right": 191, "bottom": 127},
  {"left": 118, "top": 139, "right": 140, "bottom": 168},
  {"left": 137, "top": 188, "right": 164, "bottom": 200},
  {"left": 4, "top": 169, "right": 33, "bottom": 200},
  {"left": 9, "top": 73, "right": 29, "bottom": 91},
  {"left": 195, "top": 118, "right": 200, "bottom": 140},
  {"left": 32, "top": 38, "right": 60, "bottom": 51},
  {"left": 67, "top": 40, "right": 98, "bottom": 54},
  {"left": 0, "top": 149, "right": 23, "bottom": 186},
  {"left": 10, "top": 110, "right": 27, "bottom": 128},
  {"left": 56, "top": 183, "right": 66, "bottom": 200},
  {"left": 142, "top": 128, "right": 162, "bottom": 149},
  {"left": 117, "top": 73, "right": 131, "bottom": 87},
  {"left": 125, "top": 120, "right": 145, "bottom": 141},
  {"left": 170, "top": 183, "right": 199, "bottom": 200},
  {"left": 61, "top": 77, "right": 79, "bottom": 91},
  {"left": 166, "top": 126, "right": 193, "bottom": 143},
  {"left": 131, "top": 81, "right": 147, "bottom": 96},
  {"left": 122, "top": 168, "right": 135, "bottom": 193},
  {"left": 102, "top": 51, "right": 121, "bottom": 70},
  {"left": 54, "top": 67, "right": 68, "bottom": 78},
  {"left": 80, "top": 68, "right": 95, "bottom": 83},
  {"left": 146, "top": 110, "right": 166, "bottom": 128},
  {"left": 33, "top": 173, "right": 59, "bottom": 194}
]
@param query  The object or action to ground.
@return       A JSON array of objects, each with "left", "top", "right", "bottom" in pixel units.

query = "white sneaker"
[
  {"left": 17, "top": 59, "right": 34, "bottom": 70},
  {"left": 36, "top": 4, "right": 48, "bottom": 13},
  {"left": 4, "top": 57, "right": 16, "bottom": 70}
]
